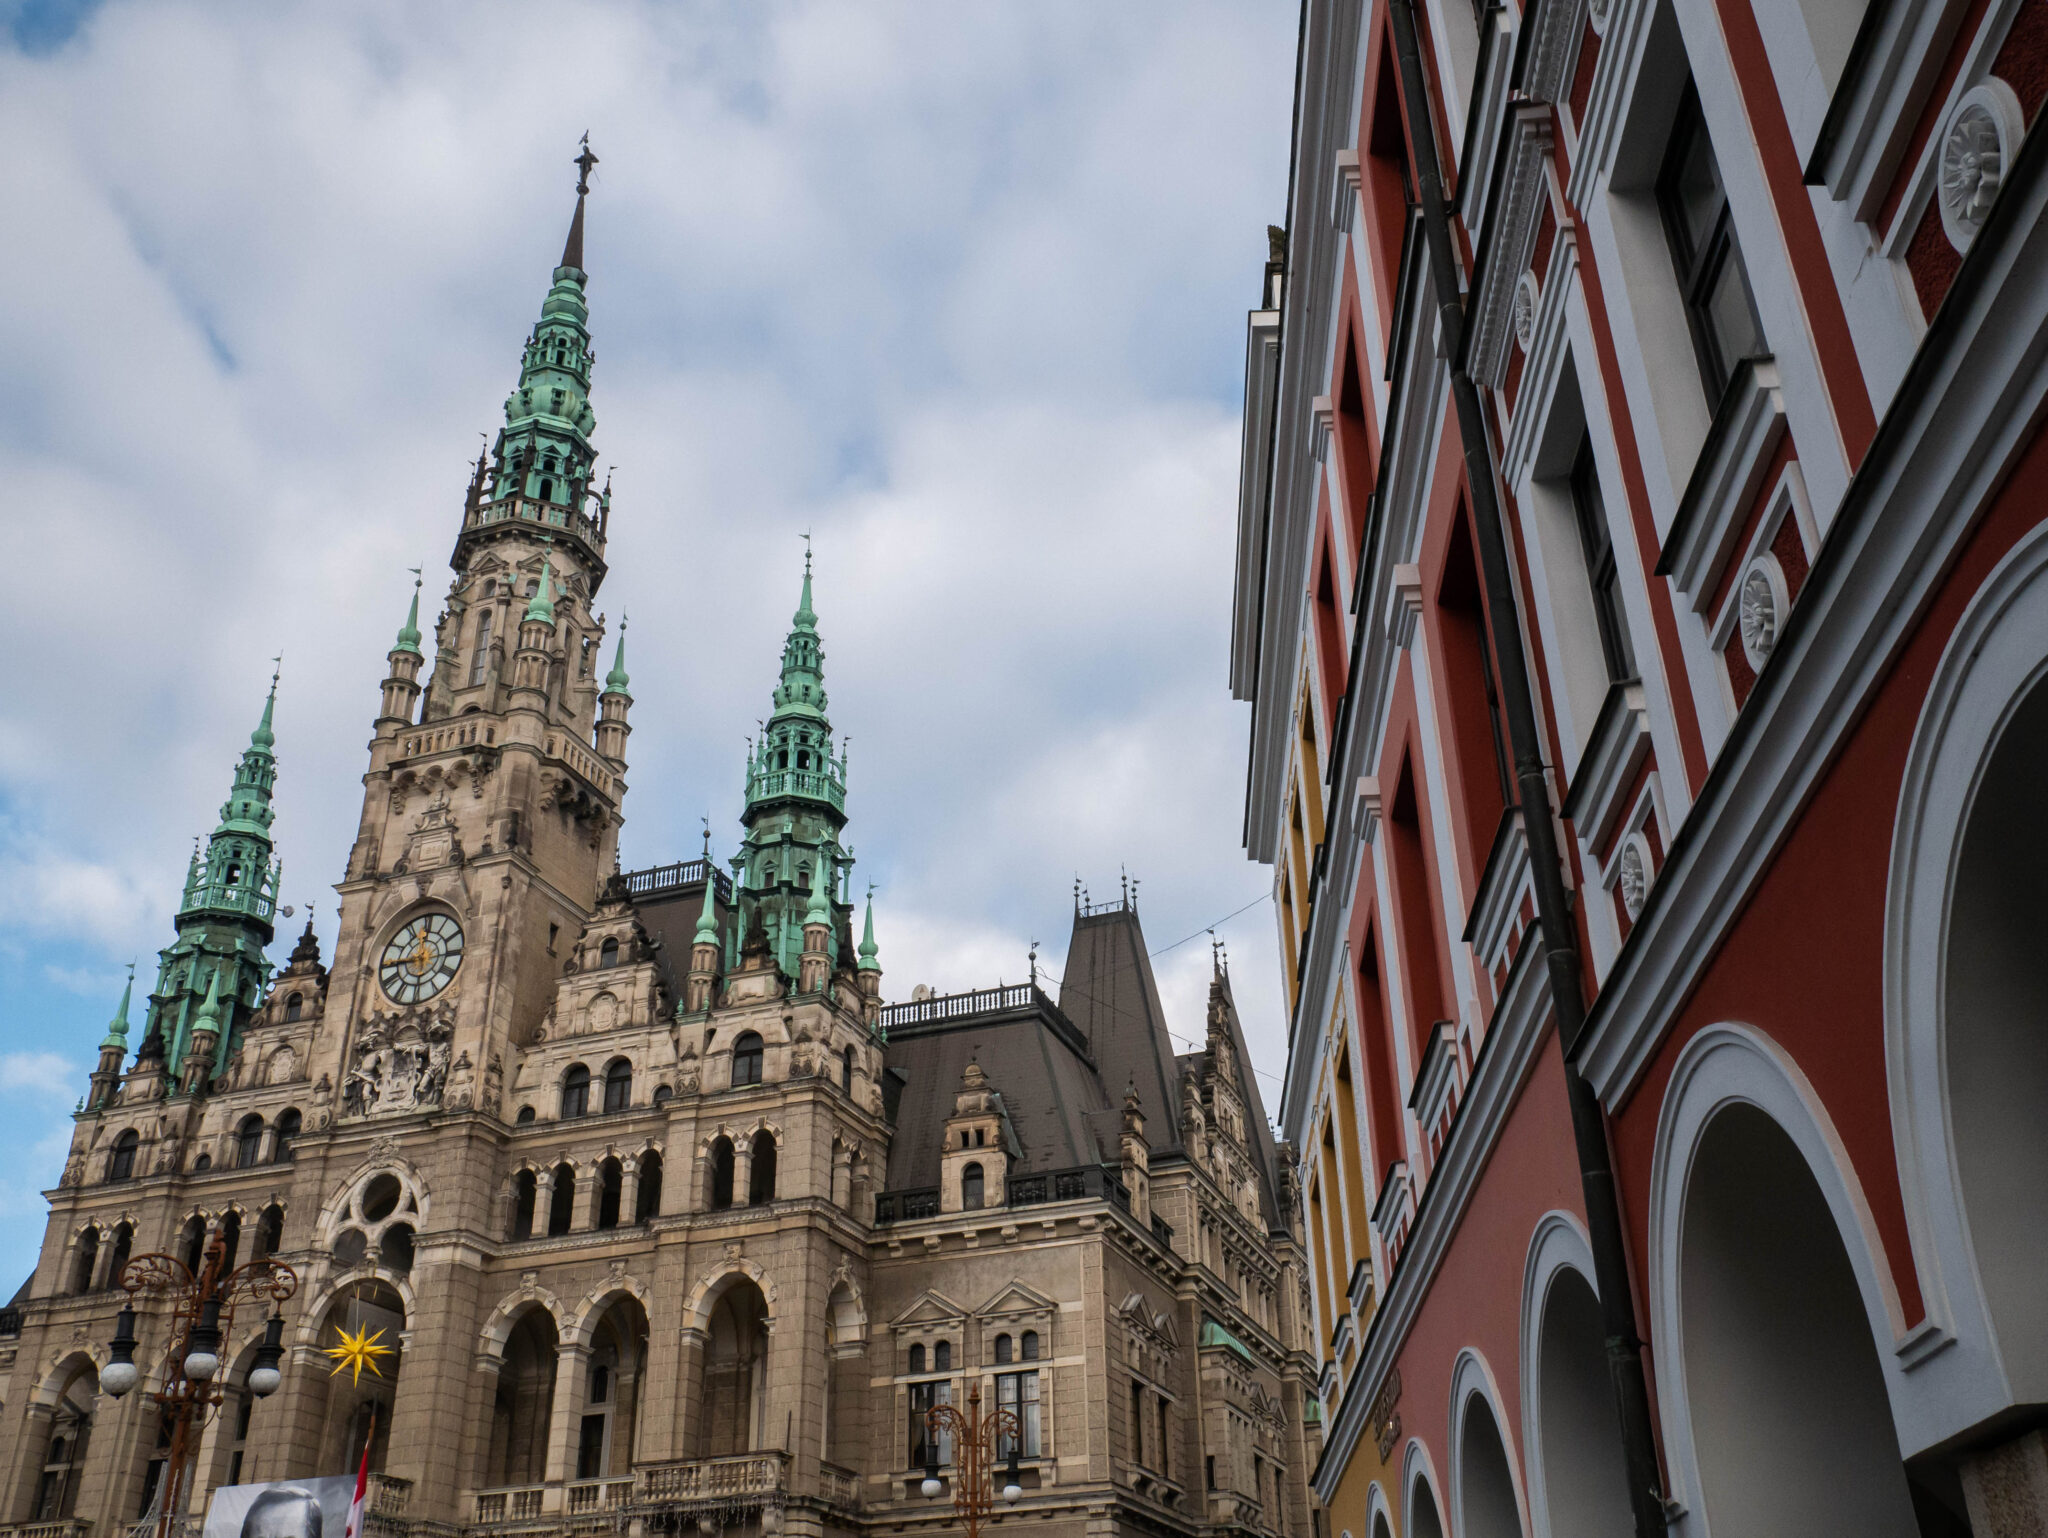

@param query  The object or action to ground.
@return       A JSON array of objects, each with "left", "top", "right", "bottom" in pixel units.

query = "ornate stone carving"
[
  {"left": 1738, "top": 554, "right": 1787, "bottom": 673},
  {"left": 1939, "top": 81, "right": 2023, "bottom": 253},
  {"left": 1513, "top": 270, "right": 1539, "bottom": 352},
  {"left": 342, "top": 1009, "right": 456, "bottom": 1117},
  {"left": 1617, "top": 834, "right": 1650, "bottom": 922}
]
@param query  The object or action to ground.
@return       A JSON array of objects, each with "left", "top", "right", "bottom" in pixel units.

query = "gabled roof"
[{"left": 1056, "top": 905, "right": 1185, "bottom": 1159}]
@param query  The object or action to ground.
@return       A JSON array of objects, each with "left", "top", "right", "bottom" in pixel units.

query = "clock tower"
[{"left": 308, "top": 141, "right": 629, "bottom": 1125}]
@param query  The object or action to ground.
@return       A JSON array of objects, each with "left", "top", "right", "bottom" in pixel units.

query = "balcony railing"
[
  {"left": 367, "top": 1475, "right": 413, "bottom": 1518},
  {"left": 874, "top": 1164, "right": 1131, "bottom": 1225},
  {"left": 819, "top": 1462, "right": 860, "bottom": 1511},
  {"left": 463, "top": 493, "right": 606, "bottom": 555},
  {"left": 473, "top": 1486, "right": 545, "bottom": 1524},
  {"left": 564, "top": 1477, "right": 633, "bottom": 1515},
  {"left": 623, "top": 859, "right": 733, "bottom": 904},
  {"left": 879, "top": 983, "right": 1038, "bottom": 1031},
  {"left": 0, "top": 1520, "right": 92, "bottom": 1538},
  {"left": 636, "top": 1451, "right": 789, "bottom": 1506}
]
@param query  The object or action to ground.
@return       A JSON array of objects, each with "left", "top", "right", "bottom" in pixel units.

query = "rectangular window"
[
  {"left": 1156, "top": 1394, "right": 1170, "bottom": 1478},
  {"left": 1570, "top": 437, "right": 1637, "bottom": 682},
  {"left": 997, "top": 1371, "right": 1041, "bottom": 1458},
  {"left": 1658, "top": 81, "right": 1765, "bottom": 402},
  {"left": 468, "top": 609, "right": 494, "bottom": 688},
  {"left": 909, "top": 1380, "right": 952, "bottom": 1467},
  {"left": 1130, "top": 1381, "right": 1146, "bottom": 1467}
]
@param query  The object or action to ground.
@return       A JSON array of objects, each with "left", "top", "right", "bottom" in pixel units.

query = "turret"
[
  {"left": 686, "top": 868, "right": 721, "bottom": 1014},
  {"left": 595, "top": 617, "right": 631, "bottom": 764},
  {"left": 512, "top": 558, "right": 556, "bottom": 697},
  {"left": 181, "top": 968, "right": 223, "bottom": 1096},
  {"left": 1119, "top": 1080, "right": 1152, "bottom": 1223},
  {"left": 800, "top": 855, "right": 833, "bottom": 994},
  {"left": 380, "top": 571, "right": 426, "bottom": 725},
  {"left": 88, "top": 967, "right": 135, "bottom": 1110},
  {"left": 856, "top": 890, "right": 882, "bottom": 1026},
  {"left": 939, "top": 1062, "right": 1012, "bottom": 1213}
]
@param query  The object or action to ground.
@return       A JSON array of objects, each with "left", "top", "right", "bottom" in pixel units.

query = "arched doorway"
[
  {"left": 1408, "top": 1471, "right": 1446, "bottom": 1538},
  {"left": 1532, "top": 1266, "right": 1629, "bottom": 1538},
  {"left": 698, "top": 1279, "right": 770, "bottom": 1457},
  {"left": 29, "top": 1359, "right": 96, "bottom": 1520},
  {"left": 578, "top": 1298, "right": 649, "bottom": 1479},
  {"left": 311, "top": 1280, "right": 405, "bottom": 1477},
  {"left": 1456, "top": 1390, "right": 1524, "bottom": 1538},
  {"left": 1945, "top": 674, "right": 2048, "bottom": 1386},
  {"left": 1678, "top": 1104, "right": 1915, "bottom": 1536},
  {"left": 488, "top": 1307, "right": 560, "bottom": 1488}
]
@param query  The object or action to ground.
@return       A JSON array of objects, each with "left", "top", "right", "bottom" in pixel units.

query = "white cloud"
[
  {"left": 0, "top": 1051, "right": 81, "bottom": 1100},
  {"left": 0, "top": 2, "right": 1300, "bottom": 1209}
]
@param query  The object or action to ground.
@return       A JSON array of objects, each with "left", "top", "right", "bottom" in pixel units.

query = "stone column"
[
  {"left": 733, "top": 1142, "right": 754, "bottom": 1208},
  {"left": 1962, "top": 1429, "right": 2048, "bottom": 1537},
  {"left": 542, "top": 1341, "right": 592, "bottom": 1500},
  {"left": 577, "top": 1168, "right": 602, "bottom": 1232},
  {"left": 537, "top": 1167, "right": 559, "bottom": 1234},
  {"left": 620, "top": 1160, "right": 641, "bottom": 1228},
  {"left": 671, "top": 1327, "right": 708, "bottom": 1461},
  {"left": 385, "top": 1245, "right": 491, "bottom": 1526},
  {"left": 458, "top": 1352, "right": 505, "bottom": 1506}
]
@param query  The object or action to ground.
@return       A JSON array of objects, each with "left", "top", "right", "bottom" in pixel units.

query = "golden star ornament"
[{"left": 322, "top": 1321, "right": 394, "bottom": 1385}]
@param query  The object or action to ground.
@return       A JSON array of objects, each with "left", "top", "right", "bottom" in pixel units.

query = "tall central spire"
[{"left": 486, "top": 141, "right": 602, "bottom": 520}]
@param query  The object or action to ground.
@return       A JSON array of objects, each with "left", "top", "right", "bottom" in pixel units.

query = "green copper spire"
[
  {"left": 805, "top": 850, "right": 832, "bottom": 927},
  {"left": 489, "top": 142, "right": 600, "bottom": 511},
  {"left": 603, "top": 615, "right": 630, "bottom": 696},
  {"left": 695, "top": 875, "right": 721, "bottom": 946},
  {"left": 141, "top": 669, "right": 283, "bottom": 1083},
  {"left": 101, "top": 965, "right": 135, "bottom": 1049},
  {"left": 251, "top": 663, "right": 278, "bottom": 752},
  {"left": 525, "top": 560, "right": 556, "bottom": 625},
  {"left": 858, "top": 890, "right": 879, "bottom": 967},
  {"left": 736, "top": 548, "right": 854, "bottom": 983},
  {"left": 191, "top": 966, "right": 223, "bottom": 1036},
  {"left": 394, "top": 569, "right": 424, "bottom": 656}
]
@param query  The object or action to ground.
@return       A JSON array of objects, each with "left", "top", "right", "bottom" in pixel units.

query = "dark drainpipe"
[{"left": 1385, "top": 2, "right": 1669, "bottom": 1532}]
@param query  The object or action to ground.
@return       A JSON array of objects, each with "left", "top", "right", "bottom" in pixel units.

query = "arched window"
[
  {"left": 561, "top": 1064, "right": 591, "bottom": 1119},
  {"left": 69, "top": 1228, "right": 99, "bottom": 1295},
  {"left": 272, "top": 1109, "right": 300, "bottom": 1163},
  {"left": 179, "top": 1217, "right": 206, "bottom": 1274},
  {"left": 539, "top": 478, "right": 555, "bottom": 503},
  {"left": 842, "top": 1046, "right": 855, "bottom": 1094},
  {"left": 512, "top": 1171, "right": 537, "bottom": 1240},
  {"left": 107, "top": 1222, "right": 133, "bottom": 1285},
  {"left": 935, "top": 1340, "right": 952, "bottom": 1372},
  {"left": 236, "top": 1115, "right": 265, "bottom": 1169},
  {"left": 732, "top": 1032, "right": 763, "bottom": 1087},
  {"left": 253, "top": 1207, "right": 282, "bottom": 1260},
  {"left": 636, "top": 1150, "right": 663, "bottom": 1223},
  {"left": 652, "top": 1084, "right": 673, "bottom": 1108},
  {"left": 193, "top": 1154, "right": 212, "bottom": 1172},
  {"left": 749, "top": 1131, "right": 777, "bottom": 1204},
  {"left": 1021, "top": 1329, "right": 1040, "bottom": 1361},
  {"left": 599, "top": 937, "right": 620, "bottom": 968},
  {"left": 516, "top": 1105, "right": 536, "bottom": 1124},
  {"left": 709, "top": 1138, "right": 735, "bottom": 1210},
  {"left": 604, "top": 1058, "right": 632, "bottom": 1113},
  {"left": 108, "top": 1131, "right": 138, "bottom": 1183},
  {"left": 909, "top": 1343, "right": 926, "bottom": 1374},
  {"left": 217, "top": 1210, "right": 241, "bottom": 1273},
  {"left": 283, "top": 993, "right": 303, "bottom": 1023},
  {"left": 961, "top": 1163, "right": 984, "bottom": 1211},
  {"left": 548, "top": 1164, "right": 576, "bottom": 1236},
  {"left": 994, "top": 1333, "right": 1012, "bottom": 1365},
  {"left": 596, "top": 1158, "right": 623, "bottom": 1230}
]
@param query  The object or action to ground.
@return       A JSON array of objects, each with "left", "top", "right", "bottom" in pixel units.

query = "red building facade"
[{"left": 1233, "top": 0, "right": 2048, "bottom": 1534}]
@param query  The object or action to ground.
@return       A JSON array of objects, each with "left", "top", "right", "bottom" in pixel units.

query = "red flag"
[{"left": 342, "top": 1410, "right": 375, "bottom": 1538}]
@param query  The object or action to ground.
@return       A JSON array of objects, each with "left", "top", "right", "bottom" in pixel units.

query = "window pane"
[
  {"left": 1704, "top": 237, "right": 1765, "bottom": 376},
  {"left": 1671, "top": 119, "right": 1722, "bottom": 260}
]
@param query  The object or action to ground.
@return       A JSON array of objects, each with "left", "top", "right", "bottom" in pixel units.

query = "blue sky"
[{"left": 0, "top": 1, "right": 1298, "bottom": 1277}]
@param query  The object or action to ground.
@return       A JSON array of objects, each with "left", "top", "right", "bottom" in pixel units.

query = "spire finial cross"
[{"left": 574, "top": 133, "right": 598, "bottom": 196}]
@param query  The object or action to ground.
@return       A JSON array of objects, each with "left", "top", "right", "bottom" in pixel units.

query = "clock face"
[{"left": 379, "top": 914, "right": 464, "bottom": 1005}]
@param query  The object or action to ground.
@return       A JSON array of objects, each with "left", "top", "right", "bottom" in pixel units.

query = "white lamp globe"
[
  {"left": 920, "top": 1477, "right": 942, "bottom": 1499},
  {"left": 99, "top": 1360, "right": 139, "bottom": 1398}
]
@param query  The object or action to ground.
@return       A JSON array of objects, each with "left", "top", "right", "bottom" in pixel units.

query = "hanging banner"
[{"left": 205, "top": 1477, "right": 359, "bottom": 1538}]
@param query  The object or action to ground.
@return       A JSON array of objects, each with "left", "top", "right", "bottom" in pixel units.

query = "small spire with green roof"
[
  {"left": 603, "top": 614, "right": 631, "bottom": 696},
  {"left": 805, "top": 849, "right": 833, "bottom": 928},
  {"left": 394, "top": 568, "right": 424, "bottom": 656},
  {"left": 251, "top": 661, "right": 279, "bottom": 752},
  {"left": 525, "top": 560, "right": 556, "bottom": 625},
  {"left": 858, "top": 887, "right": 879, "bottom": 968},
  {"left": 101, "top": 964, "right": 136, "bottom": 1049}
]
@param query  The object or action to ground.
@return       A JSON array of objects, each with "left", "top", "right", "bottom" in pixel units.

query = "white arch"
[
  {"left": 296, "top": 1267, "right": 420, "bottom": 1350},
  {"left": 1449, "top": 1347, "right": 1531, "bottom": 1538},
  {"left": 1886, "top": 518, "right": 2048, "bottom": 1438},
  {"left": 1365, "top": 1479, "right": 1397, "bottom": 1538},
  {"left": 1401, "top": 1434, "right": 1448, "bottom": 1538},
  {"left": 1518, "top": 1211, "right": 1632, "bottom": 1538},
  {"left": 1649, "top": 1023, "right": 1907, "bottom": 1529}
]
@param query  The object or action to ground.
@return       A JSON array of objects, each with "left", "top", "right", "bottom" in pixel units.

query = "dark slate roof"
[
  {"left": 624, "top": 861, "right": 733, "bottom": 1001},
  {"left": 1056, "top": 907, "right": 1185, "bottom": 1158},
  {"left": 881, "top": 990, "right": 1112, "bottom": 1190}
]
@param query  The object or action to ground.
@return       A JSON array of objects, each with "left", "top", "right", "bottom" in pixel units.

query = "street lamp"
[
  {"left": 920, "top": 1381, "right": 1024, "bottom": 1538},
  {"left": 100, "top": 1233, "right": 297, "bottom": 1538}
]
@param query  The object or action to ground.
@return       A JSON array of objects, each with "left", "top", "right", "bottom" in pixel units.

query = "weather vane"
[{"left": 574, "top": 133, "right": 598, "bottom": 195}]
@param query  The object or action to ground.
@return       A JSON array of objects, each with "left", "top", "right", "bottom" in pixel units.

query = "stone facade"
[{"left": 0, "top": 183, "right": 1317, "bottom": 1538}]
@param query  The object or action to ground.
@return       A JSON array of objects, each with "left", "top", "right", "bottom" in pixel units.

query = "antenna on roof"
[{"left": 1028, "top": 940, "right": 1039, "bottom": 989}]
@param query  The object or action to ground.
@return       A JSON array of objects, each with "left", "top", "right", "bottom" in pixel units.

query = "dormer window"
[{"left": 599, "top": 937, "right": 620, "bottom": 968}]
